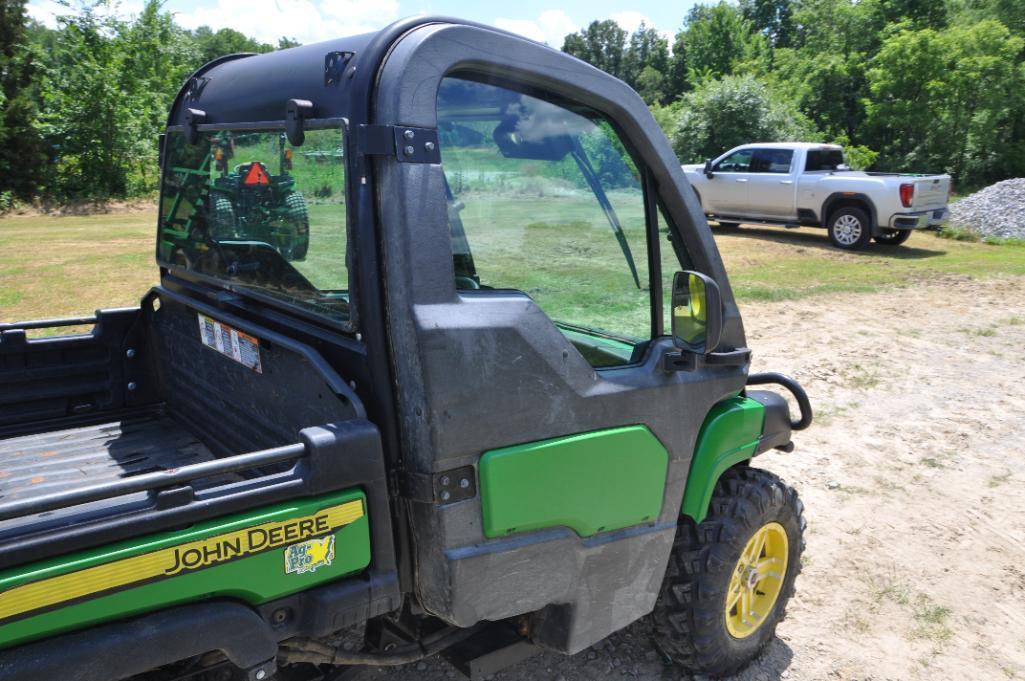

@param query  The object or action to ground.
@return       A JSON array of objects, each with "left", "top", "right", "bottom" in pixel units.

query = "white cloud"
[
  {"left": 609, "top": 10, "right": 672, "bottom": 42},
  {"left": 494, "top": 9, "right": 576, "bottom": 47},
  {"left": 28, "top": 0, "right": 145, "bottom": 27},
  {"left": 174, "top": 0, "right": 399, "bottom": 44},
  {"left": 608, "top": 11, "right": 651, "bottom": 35}
]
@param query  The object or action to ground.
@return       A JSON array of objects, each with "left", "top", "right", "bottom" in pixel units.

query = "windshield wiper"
[{"left": 570, "top": 141, "right": 641, "bottom": 289}]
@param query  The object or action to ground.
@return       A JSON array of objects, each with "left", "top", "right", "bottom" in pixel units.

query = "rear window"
[
  {"left": 158, "top": 127, "right": 351, "bottom": 325},
  {"left": 804, "top": 148, "right": 846, "bottom": 172}
]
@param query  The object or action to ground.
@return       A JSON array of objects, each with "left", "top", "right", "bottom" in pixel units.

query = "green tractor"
[{"left": 208, "top": 132, "right": 310, "bottom": 261}]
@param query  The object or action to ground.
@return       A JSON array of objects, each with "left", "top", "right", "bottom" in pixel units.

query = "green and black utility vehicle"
[{"left": 0, "top": 16, "right": 812, "bottom": 681}]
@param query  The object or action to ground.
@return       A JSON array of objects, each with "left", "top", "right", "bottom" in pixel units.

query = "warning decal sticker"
[{"left": 197, "top": 313, "right": 263, "bottom": 373}]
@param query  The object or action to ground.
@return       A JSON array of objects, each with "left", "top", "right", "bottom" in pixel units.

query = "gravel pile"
[{"left": 948, "top": 178, "right": 1025, "bottom": 239}]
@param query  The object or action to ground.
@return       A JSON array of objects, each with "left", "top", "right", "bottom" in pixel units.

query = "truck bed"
[
  {"left": 0, "top": 289, "right": 367, "bottom": 568},
  {"left": 0, "top": 412, "right": 234, "bottom": 520}
]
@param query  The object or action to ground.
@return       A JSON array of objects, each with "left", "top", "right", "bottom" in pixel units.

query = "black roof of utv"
[{"left": 167, "top": 16, "right": 558, "bottom": 127}]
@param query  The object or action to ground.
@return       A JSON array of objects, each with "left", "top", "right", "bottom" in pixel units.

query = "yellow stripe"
[{"left": 0, "top": 500, "right": 363, "bottom": 622}]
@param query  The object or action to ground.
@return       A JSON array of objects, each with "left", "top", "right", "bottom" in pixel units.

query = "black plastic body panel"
[
  {"left": 0, "top": 308, "right": 151, "bottom": 428},
  {"left": 0, "top": 601, "right": 278, "bottom": 681},
  {"left": 747, "top": 389, "right": 793, "bottom": 453}
]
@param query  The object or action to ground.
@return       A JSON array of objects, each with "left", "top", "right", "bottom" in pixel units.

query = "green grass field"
[{"left": 2, "top": 204, "right": 1023, "bottom": 326}]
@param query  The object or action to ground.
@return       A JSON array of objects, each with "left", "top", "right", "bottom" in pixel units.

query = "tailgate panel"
[{"left": 913, "top": 177, "right": 950, "bottom": 210}]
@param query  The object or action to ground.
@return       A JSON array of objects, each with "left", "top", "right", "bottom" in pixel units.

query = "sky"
[{"left": 26, "top": 0, "right": 704, "bottom": 48}]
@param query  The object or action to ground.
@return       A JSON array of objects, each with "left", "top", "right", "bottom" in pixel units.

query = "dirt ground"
[{"left": 358, "top": 273, "right": 1025, "bottom": 681}]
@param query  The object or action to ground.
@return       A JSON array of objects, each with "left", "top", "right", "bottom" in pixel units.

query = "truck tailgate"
[{"left": 912, "top": 176, "right": 950, "bottom": 210}]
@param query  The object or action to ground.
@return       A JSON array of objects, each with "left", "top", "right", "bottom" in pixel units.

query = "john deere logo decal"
[
  {"left": 0, "top": 498, "right": 364, "bottom": 626},
  {"left": 284, "top": 535, "right": 336, "bottom": 575}
]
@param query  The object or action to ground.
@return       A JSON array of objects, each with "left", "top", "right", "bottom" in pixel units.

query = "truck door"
[
  {"left": 747, "top": 148, "right": 798, "bottom": 219},
  {"left": 705, "top": 148, "right": 753, "bottom": 215},
  {"left": 371, "top": 29, "right": 748, "bottom": 654}
]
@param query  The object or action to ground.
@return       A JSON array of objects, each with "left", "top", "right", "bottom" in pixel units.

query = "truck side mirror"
[
  {"left": 703, "top": 159, "right": 714, "bottom": 178},
  {"left": 671, "top": 271, "right": 723, "bottom": 355}
]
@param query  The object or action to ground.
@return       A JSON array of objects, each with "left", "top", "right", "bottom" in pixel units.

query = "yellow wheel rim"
[{"left": 724, "top": 521, "right": 789, "bottom": 639}]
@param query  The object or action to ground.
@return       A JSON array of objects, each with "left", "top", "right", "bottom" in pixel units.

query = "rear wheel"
[
  {"left": 874, "top": 228, "right": 912, "bottom": 246},
  {"left": 827, "top": 207, "right": 872, "bottom": 250},
  {"left": 209, "top": 193, "right": 236, "bottom": 239},
  {"left": 282, "top": 191, "right": 310, "bottom": 261},
  {"left": 651, "top": 467, "right": 805, "bottom": 678}
]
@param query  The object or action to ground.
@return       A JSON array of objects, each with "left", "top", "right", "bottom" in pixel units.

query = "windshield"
[{"left": 158, "top": 127, "right": 350, "bottom": 324}]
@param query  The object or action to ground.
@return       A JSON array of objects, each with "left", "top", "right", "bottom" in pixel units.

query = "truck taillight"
[
  {"left": 899, "top": 183, "right": 914, "bottom": 208},
  {"left": 948, "top": 180, "right": 954, "bottom": 201}
]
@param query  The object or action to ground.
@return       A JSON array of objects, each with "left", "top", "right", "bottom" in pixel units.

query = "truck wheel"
[
  {"left": 652, "top": 467, "right": 805, "bottom": 678},
  {"left": 284, "top": 191, "right": 310, "bottom": 261},
  {"left": 827, "top": 207, "right": 872, "bottom": 250},
  {"left": 873, "top": 228, "right": 912, "bottom": 246}
]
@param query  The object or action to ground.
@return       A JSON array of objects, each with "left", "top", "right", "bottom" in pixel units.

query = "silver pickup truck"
[{"left": 683, "top": 143, "right": 951, "bottom": 249}]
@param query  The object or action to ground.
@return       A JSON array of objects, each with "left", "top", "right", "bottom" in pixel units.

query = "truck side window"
[
  {"left": 713, "top": 149, "right": 752, "bottom": 173},
  {"left": 805, "top": 149, "right": 846, "bottom": 171},
  {"left": 437, "top": 77, "right": 657, "bottom": 368},
  {"left": 750, "top": 148, "right": 793, "bottom": 173}
]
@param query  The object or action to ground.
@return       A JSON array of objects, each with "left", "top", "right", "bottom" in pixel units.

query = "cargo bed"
[
  {"left": 0, "top": 412, "right": 229, "bottom": 505},
  {"left": 0, "top": 288, "right": 372, "bottom": 570}
]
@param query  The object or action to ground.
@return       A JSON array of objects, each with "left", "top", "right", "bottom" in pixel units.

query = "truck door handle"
[
  {"left": 735, "top": 178, "right": 748, "bottom": 183},
  {"left": 780, "top": 180, "right": 793, "bottom": 185}
]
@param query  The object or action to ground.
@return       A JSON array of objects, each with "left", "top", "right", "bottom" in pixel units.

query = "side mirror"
[
  {"left": 703, "top": 159, "right": 714, "bottom": 178},
  {"left": 671, "top": 271, "right": 723, "bottom": 355}
]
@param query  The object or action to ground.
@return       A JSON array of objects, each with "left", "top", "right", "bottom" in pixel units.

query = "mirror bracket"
[
  {"left": 705, "top": 347, "right": 752, "bottom": 366},
  {"left": 663, "top": 347, "right": 752, "bottom": 373}
]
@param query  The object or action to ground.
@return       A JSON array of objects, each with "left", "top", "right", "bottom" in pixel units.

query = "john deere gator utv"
[{"left": 0, "top": 16, "right": 812, "bottom": 681}]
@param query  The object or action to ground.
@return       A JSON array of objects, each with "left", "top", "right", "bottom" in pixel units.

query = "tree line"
[
  {"left": 0, "top": 0, "right": 295, "bottom": 207},
  {"left": 563, "top": 0, "right": 1025, "bottom": 186},
  {"left": 2, "top": 0, "right": 1024, "bottom": 207}
]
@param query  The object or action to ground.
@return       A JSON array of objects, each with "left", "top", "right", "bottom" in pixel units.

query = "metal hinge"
[
  {"left": 358, "top": 124, "right": 441, "bottom": 163},
  {"left": 392, "top": 465, "right": 476, "bottom": 505}
]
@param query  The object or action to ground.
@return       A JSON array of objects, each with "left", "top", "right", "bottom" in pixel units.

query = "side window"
[
  {"left": 437, "top": 77, "right": 657, "bottom": 368},
  {"left": 750, "top": 148, "right": 794, "bottom": 173},
  {"left": 805, "top": 149, "right": 845, "bottom": 172},
  {"left": 713, "top": 149, "right": 753, "bottom": 172}
]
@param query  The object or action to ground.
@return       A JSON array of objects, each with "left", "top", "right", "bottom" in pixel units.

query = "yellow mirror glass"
[{"left": 673, "top": 272, "right": 708, "bottom": 348}]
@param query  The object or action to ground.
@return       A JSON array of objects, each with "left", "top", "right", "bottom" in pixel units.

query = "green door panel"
[
  {"left": 0, "top": 489, "right": 370, "bottom": 649},
  {"left": 681, "top": 396, "right": 766, "bottom": 523},
  {"left": 479, "top": 425, "right": 669, "bottom": 538}
]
